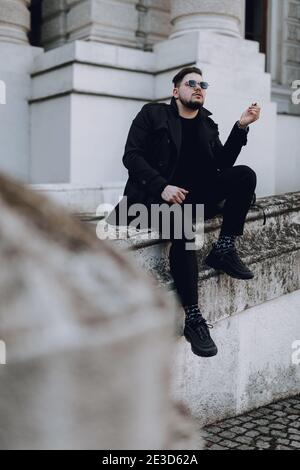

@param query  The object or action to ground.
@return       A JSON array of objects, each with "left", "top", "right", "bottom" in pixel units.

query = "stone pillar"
[
  {"left": 42, "top": 0, "right": 140, "bottom": 50},
  {"left": 170, "top": 0, "right": 245, "bottom": 39},
  {"left": 137, "top": 0, "right": 171, "bottom": 50},
  {"left": 268, "top": 0, "right": 300, "bottom": 115},
  {"left": 0, "top": 0, "right": 42, "bottom": 182},
  {"left": 41, "top": 0, "right": 68, "bottom": 50},
  {"left": 0, "top": 0, "right": 31, "bottom": 44}
]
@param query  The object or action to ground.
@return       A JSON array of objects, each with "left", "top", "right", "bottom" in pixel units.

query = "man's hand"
[
  {"left": 239, "top": 102, "right": 261, "bottom": 128},
  {"left": 161, "top": 185, "right": 189, "bottom": 204}
]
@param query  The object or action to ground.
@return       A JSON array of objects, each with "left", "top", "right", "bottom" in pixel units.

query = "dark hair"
[{"left": 172, "top": 66, "right": 203, "bottom": 88}]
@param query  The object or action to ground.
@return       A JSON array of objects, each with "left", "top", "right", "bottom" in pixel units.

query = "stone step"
[
  {"left": 30, "top": 182, "right": 124, "bottom": 218},
  {"left": 155, "top": 32, "right": 265, "bottom": 74}
]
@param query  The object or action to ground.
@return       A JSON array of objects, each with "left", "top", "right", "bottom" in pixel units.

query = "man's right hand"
[{"left": 161, "top": 185, "right": 189, "bottom": 204}]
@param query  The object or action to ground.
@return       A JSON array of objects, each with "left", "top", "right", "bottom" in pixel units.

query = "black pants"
[{"left": 150, "top": 165, "right": 257, "bottom": 307}]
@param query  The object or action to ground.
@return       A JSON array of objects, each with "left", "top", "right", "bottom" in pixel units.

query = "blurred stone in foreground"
[{"left": 0, "top": 173, "right": 200, "bottom": 450}]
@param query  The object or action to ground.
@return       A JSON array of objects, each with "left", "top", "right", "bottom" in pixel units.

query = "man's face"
[{"left": 173, "top": 73, "right": 206, "bottom": 110}]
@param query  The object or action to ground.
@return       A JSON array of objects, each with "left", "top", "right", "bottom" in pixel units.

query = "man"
[{"left": 107, "top": 66, "right": 260, "bottom": 358}]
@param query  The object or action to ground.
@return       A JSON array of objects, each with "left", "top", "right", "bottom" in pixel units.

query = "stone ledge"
[
  {"left": 30, "top": 182, "right": 124, "bottom": 216},
  {"left": 100, "top": 191, "right": 300, "bottom": 326},
  {"left": 99, "top": 191, "right": 300, "bottom": 251},
  {"left": 30, "top": 33, "right": 269, "bottom": 103},
  {"left": 32, "top": 185, "right": 300, "bottom": 327}
]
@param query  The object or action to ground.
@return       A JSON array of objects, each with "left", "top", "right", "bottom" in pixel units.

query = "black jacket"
[{"left": 106, "top": 97, "right": 249, "bottom": 226}]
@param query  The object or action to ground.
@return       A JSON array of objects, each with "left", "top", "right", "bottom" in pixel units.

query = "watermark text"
[
  {"left": 0, "top": 340, "right": 6, "bottom": 365},
  {"left": 96, "top": 198, "right": 205, "bottom": 250},
  {"left": 0, "top": 80, "right": 6, "bottom": 105},
  {"left": 291, "top": 80, "right": 300, "bottom": 105}
]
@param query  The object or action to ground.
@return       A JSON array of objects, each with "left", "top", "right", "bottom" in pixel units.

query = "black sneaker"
[
  {"left": 184, "top": 316, "right": 218, "bottom": 358},
  {"left": 205, "top": 244, "right": 254, "bottom": 280}
]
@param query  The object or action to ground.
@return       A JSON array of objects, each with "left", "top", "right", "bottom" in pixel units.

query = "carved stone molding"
[
  {"left": 170, "top": 0, "right": 245, "bottom": 38},
  {"left": 0, "top": 0, "right": 31, "bottom": 44}
]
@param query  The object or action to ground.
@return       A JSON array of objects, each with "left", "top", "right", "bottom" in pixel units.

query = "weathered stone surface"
[
  {"left": 42, "top": 0, "right": 140, "bottom": 49},
  {"left": 0, "top": 172, "right": 201, "bottom": 450},
  {"left": 42, "top": 0, "right": 171, "bottom": 50},
  {"left": 95, "top": 192, "right": 300, "bottom": 326}
]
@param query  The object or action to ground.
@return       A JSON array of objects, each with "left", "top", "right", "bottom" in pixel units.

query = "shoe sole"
[
  {"left": 205, "top": 256, "right": 254, "bottom": 280},
  {"left": 184, "top": 336, "right": 218, "bottom": 358},
  {"left": 191, "top": 346, "right": 218, "bottom": 358}
]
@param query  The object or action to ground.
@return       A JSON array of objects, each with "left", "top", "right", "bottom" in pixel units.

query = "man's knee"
[{"left": 235, "top": 165, "right": 257, "bottom": 188}]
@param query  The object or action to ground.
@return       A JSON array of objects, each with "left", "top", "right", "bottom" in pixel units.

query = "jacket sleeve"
[
  {"left": 212, "top": 121, "right": 249, "bottom": 169},
  {"left": 122, "top": 104, "right": 168, "bottom": 198}
]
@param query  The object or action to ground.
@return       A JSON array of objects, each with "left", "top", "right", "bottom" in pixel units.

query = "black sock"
[
  {"left": 213, "top": 234, "right": 236, "bottom": 252},
  {"left": 183, "top": 304, "right": 203, "bottom": 323}
]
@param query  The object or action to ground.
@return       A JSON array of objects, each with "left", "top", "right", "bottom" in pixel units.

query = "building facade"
[{"left": 0, "top": 0, "right": 299, "bottom": 198}]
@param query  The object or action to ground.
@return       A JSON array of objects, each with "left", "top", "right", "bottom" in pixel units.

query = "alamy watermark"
[
  {"left": 96, "top": 197, "right": 205, "bottom": 250},
  {"left": 0, "top": 79, "right": 6, "bottom": 105},
  {"left": 291, "top": 80, "right": 300, "bottom": 105},
  {"left": 0, "top": 340, "right": 6, "bottom": 365},
  {"left": 292, "top": 340, "right": 300, "bottom": 366}
]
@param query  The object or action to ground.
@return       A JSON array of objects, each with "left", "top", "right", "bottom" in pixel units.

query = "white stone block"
[
  {"left": 69, "top": 94, "right": 146, "bottom": 184},
  {"left": 31, "top": 64, "right": 73, "bottom": 101},
  {"left": 30, "top": 96, "right": 71, "bottom": 183},
  {"left": 30, "top": 183, "right": 125, "bottom": 214},
  {"left": 172, "top": 290, "right": 300, "bottom": 425},
  {"left": 73, "top": 63, "right": 154, "bottom": 100}
]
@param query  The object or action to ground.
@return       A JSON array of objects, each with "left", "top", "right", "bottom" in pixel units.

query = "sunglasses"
[{"left": 184, "top": 80, "right": 209, "bottom": 90}]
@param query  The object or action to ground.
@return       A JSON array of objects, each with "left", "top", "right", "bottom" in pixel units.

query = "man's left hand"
[{"left": 239, "top": 102, "right": 261, "bottom": 128}]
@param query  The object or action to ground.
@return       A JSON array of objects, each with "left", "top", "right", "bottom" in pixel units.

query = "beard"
[{"left": 178, "top": 96, "right": 203, "bottom": 110}]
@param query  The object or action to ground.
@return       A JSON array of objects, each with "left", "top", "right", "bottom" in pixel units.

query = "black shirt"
[{"left": 170, "top": 115, "right": 218, "bottom": 194}]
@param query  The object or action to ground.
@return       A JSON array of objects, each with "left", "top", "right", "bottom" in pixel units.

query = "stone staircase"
[{"left": 31, "top": 185, "right": 300, "bottom": 425}]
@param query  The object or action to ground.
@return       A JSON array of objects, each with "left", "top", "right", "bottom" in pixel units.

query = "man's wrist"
[{"left": 237, "top": 120, "right": 249, "bottom": 130}]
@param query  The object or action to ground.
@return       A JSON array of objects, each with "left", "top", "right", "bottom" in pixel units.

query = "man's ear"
[{"left": 173, "top": 88, "right": 179, "bottom": 99}]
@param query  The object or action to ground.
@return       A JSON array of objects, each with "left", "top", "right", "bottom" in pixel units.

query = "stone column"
[
  {"left": 42, "top": 0, "right": 140, "bottom": 50},
  {"left": 41, "top": 0, "right": 68, "bottom": 49},
  {"left": 268, "top": 0, "right": 300, "bottom": 115},
  {"left": 137, "top": 0, "right": 171, "bottom": 50},
  {"left": 41, "top": 0, "right": 172, "bottom": 51},
  {"left": 170, "top": 0, "right": 245, "bottom": 39},
  {"left": 0, "top": 0, "right": 31, "bottom": 44}
]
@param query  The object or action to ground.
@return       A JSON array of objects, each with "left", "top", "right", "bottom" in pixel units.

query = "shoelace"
[
  {"left": 226, "top": 246, "right": 249, "bottom": 269},
  {"left": 213, "top": 245, "right": 250, "bottom": 271},
  {"left": 186, "top": 315, "right": 213, "bottom": 340}
]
